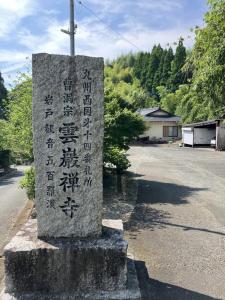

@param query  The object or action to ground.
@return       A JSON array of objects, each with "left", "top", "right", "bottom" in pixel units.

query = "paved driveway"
[
  {"left": 0, "top": 167, "right": 28, "bottom": 251},
  {"left": 126, "top": 145, "right": 225, "bottom": 300}
]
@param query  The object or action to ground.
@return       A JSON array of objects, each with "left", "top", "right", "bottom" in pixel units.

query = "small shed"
[{"left": 182, "top": 119, "right": 225, "bottom": 150}]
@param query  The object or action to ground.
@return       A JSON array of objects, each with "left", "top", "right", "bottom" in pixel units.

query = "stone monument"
[
  {"left": 33, "top": 54, "right": 103, "bottom": 238},
  {"left": 1, "top": 54, "right": 141, "bottom": 300}
]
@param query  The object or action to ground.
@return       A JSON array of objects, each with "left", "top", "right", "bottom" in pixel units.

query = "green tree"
[
  {"left": 105, "top": 61, "right": 154, "bottom": 110},
  {"left": 175, "top": 85, "right": 211, "bottom": 124},
  {"left": 134, "top": 52, "right": 146, "bottom": 80},
  {"left": 145, "top": 44, "right": 164, "bottom": 96},
  {"left": 0, "top": 72, "right": 8, "bottom": 118},
  {"left": 104, "top": 87, "right": 145, "bottom": 171},
  {"left": 168, "top": 38, "right": 187, "bottom": 92},
  {"left": 152, "top": 49, "right": 167, "bottom": 98},
  {"left": 171, "top": 0, "right": 225, "bottom": 124},
  {"left": 157, "top": 86, "right": 178, "bottom": 114},
  {"left": 3, "top": 74, "right": 33, "bottom": 160},
  {"left": 190, "top": 0, "right": 225, "bottom": 119},
  {"left": 161, "top": 47, "right": 174, "bottom": 86}
]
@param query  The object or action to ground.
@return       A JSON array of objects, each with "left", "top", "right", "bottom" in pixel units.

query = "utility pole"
[{"left": 61, "top": 0, "right": 77, "bottom": 56}]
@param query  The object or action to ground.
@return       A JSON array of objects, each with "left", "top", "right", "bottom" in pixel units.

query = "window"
[{"left": 163, "top": 126, "right": 178, "bottom": 137}]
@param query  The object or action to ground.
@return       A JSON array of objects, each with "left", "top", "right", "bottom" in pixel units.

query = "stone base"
[
  {"left": 1, "top": 259, "right": 140, "bottom": 300},
  {"left": 1, "top": 219, "right": 141, "bottom": 300}
]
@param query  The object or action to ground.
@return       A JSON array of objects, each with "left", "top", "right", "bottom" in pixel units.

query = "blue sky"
[{"left": 0, "top": 0, "right": 208, "bottom": 86}]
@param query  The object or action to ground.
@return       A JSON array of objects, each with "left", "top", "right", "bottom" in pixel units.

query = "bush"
[
  {"left": 20, "top": 167, "right": 35, "bottom": 200},
  {"left": 104, "top": 147, "right": 131, "bottom": 173}
]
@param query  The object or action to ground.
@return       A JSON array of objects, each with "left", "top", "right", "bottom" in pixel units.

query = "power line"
[{"left": 77, "top": 0, "right": 141, "bottom": 51}]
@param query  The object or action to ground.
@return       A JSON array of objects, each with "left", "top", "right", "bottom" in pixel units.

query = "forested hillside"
[
  {"left": 105, "top": 39, "right": 188, "bottom": 110},
  {"left": 105, "top": 0, "right": 225, "bottom": 124}
]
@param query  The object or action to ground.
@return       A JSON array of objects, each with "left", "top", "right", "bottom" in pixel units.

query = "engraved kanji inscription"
[
  {"left": 47, "top": 186, "right": 55, "bottom": 196},
  {"left": 59, "top": 123, "right": 79, "bottom": 144},
  {"left": 59, "top": 147, "right": 79, "bottom": 168},
  {"left": 63, "top": 93, "right": 74, "bottom": 104},
  {"left": 47, "top": 171, "right": 55, "bottom": 181},
  {"left": 46, "top": 138, "right": 54, "bottom": 149},
  {"left": 60, "top": 197, "right": 79, "bottom": 218},
  {"left": 83, "top": 82, "right": 91, "bottom": 93},
  {"left": 45, "top": 108, "right": 53, "bottom": 118},
  {"left": 45, "top": 95, "right": 53, "bottom": 105},
  {"left": 83, "top": 95, "right": 92, "bottom": 106},
  {"left": 83, "top": 118, "right": 92, "bottom": 128},
  {"left": 84, "top": 165, "right": 92, "bottom": 175},
  {"left": 64, "top": 105, "right": 74, "bottom": 117},
  {"left": 59, "top": 172, "right": 80, "bottom": 192},
  {"left": 84, "top": 143, "right": 91, "bottom": 150},
  {"left": 47, "top": 198, "right": 55, "bottom": 209},
  {"left": 84, "top": 177, "right": 92, "bottom": 187},
  {"left": 46, "top": 156, "right": 54, "bottom": 166},
  {"left": 84, "top": 107, "right": 92, "bottom": 116},
  {"left": 64, "top": 78, "right": 72, "bottom": 91},
  {"left": 82, "top": 69, "right": 92, "bottom": 80},
  {"left": 83, "top": 153, "right": 92, "bottom": 164},
  {"left": 45, "top": 124, "right": 54, "bottom": 134},
  {"left": 84, "top": 130, "right": 92, "bottom": 141}
]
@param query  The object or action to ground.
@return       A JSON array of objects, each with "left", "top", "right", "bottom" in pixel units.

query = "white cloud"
[
  {"left": 79, "top": 0, "right": 124, "bottom": 15},
  {"left": 0, "top": 0, "right": 36, "bottom": 38},
  {"left": 0, "top": 54, "right": 31, "bottom": 88},
  {"left": 13, "top": 14, "right": 188, "bottom": 60},
  {"left": 0, "top": 0, "right": 32, "bottom": 13},
  {"left": 75, "top": 22, "right": 195, "bottom": 59},
  {"left": 0, "top": 0, "right": 202, "bottom": 86},
  {"left": 17, "top": 21, "right": 69, "bottom": 54},
  {"left": 79, "top": 0, "right": 183, "bottom": 23},
  {"left": 1, "top": 15, "right": 195, "bottom": 86},
  {"left": 0, "top": 50, "right": 29, "bottom": 63},
  {"left": 136, "top": 0, "right": 182, "bottom": 12}
]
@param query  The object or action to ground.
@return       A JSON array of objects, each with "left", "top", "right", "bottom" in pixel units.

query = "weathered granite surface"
[
  {"left": 32, "top": 54, "right": 104, "bottom": 238},
  {"left": 1, "top": 258, "right": 140, "bottom": 300},
  {"left": 3, "top": 219, "right": 131, "bottom": 298}
]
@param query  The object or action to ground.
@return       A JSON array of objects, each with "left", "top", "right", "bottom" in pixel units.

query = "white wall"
[
  {"left": 140, "top": 121, "right": 181, "bottom": 140},
  {"left": 182, "top": 128, "right": 193, "bottom": 146}
]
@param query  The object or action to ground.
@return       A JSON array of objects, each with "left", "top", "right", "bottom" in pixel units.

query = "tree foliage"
[
  {"left": 3, "top": 74, "right": 33, "bottom": 160},
  {"left": 20, "top": 167, "right": 35, "bottom": 200},
  {"left": 168, "top": 38, "right": 187, "bottom": 92},
  {"left": 0, "top": 72, "right": 8, "bottom": 118},
  {"left": 190, "top": 0, "right": 225, "bottom": 119},
  {"left": 104, "top": 86, "right": 145, "bottom": 171},
  {"left": 160, "top": 0, "right": 225, "bottom": 124}
]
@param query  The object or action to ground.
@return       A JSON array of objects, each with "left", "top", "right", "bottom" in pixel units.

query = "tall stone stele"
[
  {"left": 1, "top": 54, "right": 141, "bottom": 300},
  {"left": 33, "top": 54, "right": 104, "bottom": 238}
]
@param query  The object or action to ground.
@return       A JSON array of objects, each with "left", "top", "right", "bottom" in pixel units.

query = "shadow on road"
[
  {"left": 103, "top": 171, "right": 225, "bottom": 236},
  {"left": 137, "top": 179, "right": 207, "bottom": 205},
  {"left": 103, "top": 172, "right": 210, "bottom": 233},
  {"left": 152, "top": 221, "right": 225, "bottom": 237},
  {"left": 124, "top": 205, "right": 170, "bottom": 232},
  {"left": 136, "top": 260, "right": 221, "bottom": 300},
  {"left": 0, "top": 170, "right": 24, "bottom": 187}
]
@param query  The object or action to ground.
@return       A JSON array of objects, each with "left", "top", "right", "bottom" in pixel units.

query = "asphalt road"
[
  {"left": 126, "top": 145, "right": 225, "bottom": 300},
  {"left": 0, "top": 167, "right": 28, "bottom": 251}
]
